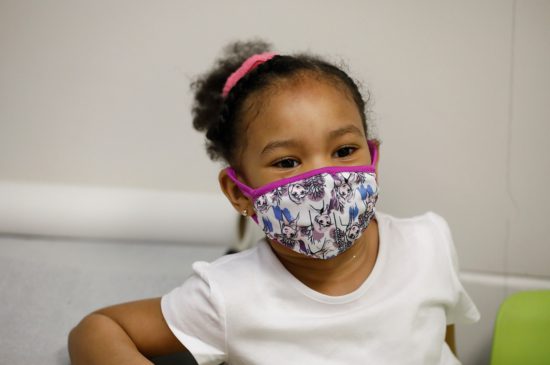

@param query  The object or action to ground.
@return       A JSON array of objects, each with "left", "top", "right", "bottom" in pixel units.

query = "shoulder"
[
  {"left": 375, "top": 212, "right": 480, "bottom": 325},
  {"left": 376, "top": 210, "right": 450, "bottom": 239},
  {"left": 376, "top": 211, "right": 456, "bottom": 263},
  {"left": 162, "top": 240, "right": 269, "bottom": 321},
  {"left": 376, "top": 210, "right": 447, "bottom": 224},
  {"left": 190, "top": 239, "right": 270, "bottom": 284}
]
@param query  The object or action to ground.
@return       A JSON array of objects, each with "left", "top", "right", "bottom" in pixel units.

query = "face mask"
[{"left": 226, "top": 142, "right": 379, "bottom": 260}]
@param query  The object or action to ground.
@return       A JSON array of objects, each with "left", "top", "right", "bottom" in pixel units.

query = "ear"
[{"left": 218, "top": 169, "right": 254, "bottom": 215}]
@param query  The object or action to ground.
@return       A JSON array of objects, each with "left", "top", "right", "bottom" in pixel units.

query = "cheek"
[
  {"left": 237, "top": 163, "right": 271, "bottom": 189},
  {"left": 236, "top": 145, "right": 284, "bottom": 189}
]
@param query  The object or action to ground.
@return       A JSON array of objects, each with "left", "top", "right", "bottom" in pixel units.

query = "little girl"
[{"left": 68, "top": 40, "right": 480, "bottom": 365}]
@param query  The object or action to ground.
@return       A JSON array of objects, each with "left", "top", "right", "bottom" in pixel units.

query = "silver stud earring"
[{"left": 241, "top": 209, "right": 248, "bottom": 217}]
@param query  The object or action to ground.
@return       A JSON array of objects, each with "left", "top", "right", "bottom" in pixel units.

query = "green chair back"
[{"left": 490, "top": 290, "right": 550, "bottom": 365}]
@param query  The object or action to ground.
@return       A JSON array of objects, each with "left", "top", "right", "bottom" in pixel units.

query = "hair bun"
[{"left": 191, "top": 40, "right": 273, "bottom": 161}]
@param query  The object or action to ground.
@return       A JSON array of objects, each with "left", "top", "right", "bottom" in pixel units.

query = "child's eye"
[
  {"left": 273, "top": 158, "right": 299, "bottom": 169},
  {"left": 333, "top": 146, "right": 356, "bottom": 158}
]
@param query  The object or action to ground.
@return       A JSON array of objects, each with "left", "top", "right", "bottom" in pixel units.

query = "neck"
[{"left": 268, "top": 219, "right": 379, "bottom": 296}]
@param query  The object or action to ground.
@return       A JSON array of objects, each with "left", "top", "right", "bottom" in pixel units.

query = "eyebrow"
[
  {"left": 328, "top": 125, "right": 365, "bottom": 139},
  {"left": 261, "top": 139, "right": 300, "bottom": 156}
]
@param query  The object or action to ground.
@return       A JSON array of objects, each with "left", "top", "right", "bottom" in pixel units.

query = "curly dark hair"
[{"left": 191, "top": 40, "right": 372, "bottom": 167}]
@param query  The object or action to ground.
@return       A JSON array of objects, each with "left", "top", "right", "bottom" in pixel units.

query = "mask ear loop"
[
  {"left": 225, "top": 168, "right": 256, "bottom": 198},
  {"left": 367, "top": 140, "right": 379, "bottom": 168},
  {"left": 225, "top": 168, "right": 260, "bottom": 223}
]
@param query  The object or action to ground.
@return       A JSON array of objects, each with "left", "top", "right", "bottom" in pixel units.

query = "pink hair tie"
[{"left": 222, "top": 52, "right": 278, "bottom": 98}]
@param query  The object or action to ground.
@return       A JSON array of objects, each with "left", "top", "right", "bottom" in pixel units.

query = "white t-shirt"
[{"left": 161, "top": 212, "right": 480, "bottom": 365}]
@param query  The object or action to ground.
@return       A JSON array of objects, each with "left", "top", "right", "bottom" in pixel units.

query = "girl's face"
[
  {"left": 219, "top": 74, "right": 377, "bottom": 262},
  {"left": 238, "top": 75, "right": 372, "bottom": 188}
]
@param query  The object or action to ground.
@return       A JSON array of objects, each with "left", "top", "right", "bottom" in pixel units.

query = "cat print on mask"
[
  {"left": 328, "top": 172, "right": 359, "bottom": 214},
  {"left": 345, "top": 223, "right": 362, "bottom": 241},
  {"left": 281, "top": 215, "right": 299, "bottom": 240},
  {"left": 272, "top": 208, "right": 302, "bottom": 249},
  {"left": 311, "top": 202, "right": 332, "bottom": 229},
  {"left": 254, "top": 195, "right": 270, "bottom": 213},
  {"left": 288, "top": 182, "right": 307, "bottom": 204},
  {"left": 335, "top": 173, "right": 357, "bottom": 201},
  {"left": 308, "top": 237, "right": 339, "bottom": 259}
]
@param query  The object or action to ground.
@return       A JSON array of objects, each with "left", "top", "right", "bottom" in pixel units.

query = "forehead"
[{"left": 242, "top": 75, "right": 364, "bottom": 150}]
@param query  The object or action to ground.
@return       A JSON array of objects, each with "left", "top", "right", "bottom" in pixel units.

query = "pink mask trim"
[
  {"left": 222, "top": 52, "right": 278, "bottom": 98},
  {"left": 226, "top": 140, "right": 378, "bottom": 199}
]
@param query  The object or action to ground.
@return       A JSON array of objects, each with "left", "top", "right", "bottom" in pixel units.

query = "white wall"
[{"left": 1, "top": 1, "right": 549, "bottom": 364}]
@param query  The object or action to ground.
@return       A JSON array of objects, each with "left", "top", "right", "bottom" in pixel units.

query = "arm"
[
  {"left": 445, "top": 325, "right": 456, "bottom": 356},
  {"left": 68, "top": 298, "right": 187, "bottom": 365}
]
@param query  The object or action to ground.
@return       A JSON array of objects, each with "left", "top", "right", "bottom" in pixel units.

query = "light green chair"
[{"left": 490, "top": 290, "right": 550, "bottom": 365}]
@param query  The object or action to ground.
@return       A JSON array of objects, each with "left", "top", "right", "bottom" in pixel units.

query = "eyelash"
[
  {"left": 271, "top": 146, "right": 358, "bottom": 169},
  {"left": 333, "top": 145, "right": 357, "bottom": 158},
  {"left": 272, "top": 158, "right": 299, "bottom": 169}
]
